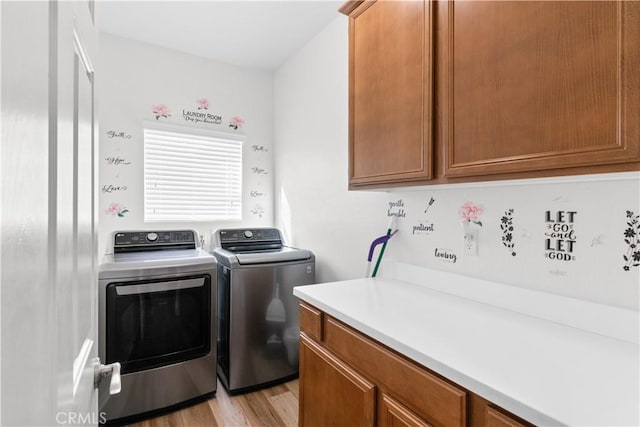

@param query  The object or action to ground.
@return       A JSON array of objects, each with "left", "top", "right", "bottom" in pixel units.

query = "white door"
[
  {"left": 56, "top": 1, "right": 106, "bottom": 424},
  {"left": 1, "top": 1, "right": 105, "bottom": 425}
]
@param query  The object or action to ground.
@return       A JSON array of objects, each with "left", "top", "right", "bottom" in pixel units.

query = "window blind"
[{"left": 144, "top": 125, "right": 243, "bottom": 222}]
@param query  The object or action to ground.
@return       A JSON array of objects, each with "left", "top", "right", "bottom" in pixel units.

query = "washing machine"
[{"left": 212, "top": 227, "right": 315, "bottom": 393}]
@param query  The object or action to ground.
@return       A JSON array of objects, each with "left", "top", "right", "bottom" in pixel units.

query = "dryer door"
[{"left": 105, "top": 275, "right": 212, "bottom": 373}]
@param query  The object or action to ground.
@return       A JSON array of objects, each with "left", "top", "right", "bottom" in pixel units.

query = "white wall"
[
  {"left": 274, "top": 16, "right": 640, "bottom": 310},
  {"left": 98, "top": 34, "right": 274, "bottom": 256},
  {"left": 274, "top": 16, "right": 390, "bottom": 283}
]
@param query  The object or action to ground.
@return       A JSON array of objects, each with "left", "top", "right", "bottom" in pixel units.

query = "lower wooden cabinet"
[
  {"left": 380, "top": 393, "right": 433, "bottom": 427},
  {"left": 299, "top": 335, "right": 375, "bottom": 427},
  {"left": 485, "top": 406, "right": 528, "bottom": 427},
  {"left": 324, "top": 316, "right": 466, "bottom": 427},
  {"left": 299, "top": 303, "right": 534, "bottom": 427}
]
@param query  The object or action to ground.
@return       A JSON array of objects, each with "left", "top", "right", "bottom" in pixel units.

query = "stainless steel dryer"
[
  {"left": 98, "top": 230, "right": 217, "bottom": 424},
  {"left": 212, "top": 228, "right": 315, "bottom": 393}
]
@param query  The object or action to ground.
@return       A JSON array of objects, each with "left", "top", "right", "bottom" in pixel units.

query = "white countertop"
[{"left": 293, "top": 277, "right": 639, "bottom": 426}]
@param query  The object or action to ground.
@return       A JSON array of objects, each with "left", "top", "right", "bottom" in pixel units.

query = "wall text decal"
[
  {"left": 412, "top": 197, "right": 435, "bottom": 235},
  {"left": 544, "top": 210, "right": 577, "bottom": 261},
  {"left": 434, "top": 248, "right": 457, "bottom": 264},
  {"left": 250, "top": 190, "right": 264, "bottom": 198},
  {"left": 251, "top": 145, "right": 268, "bottom": 152},
  {"left": 105, "top": 156, "right": 131, "bottom": 166},
  {"left": 105, "top": 130, "right": 132, "bottom": 139},
  {"left": 412, "top": 223, "right": 434, "bottom": 235},
  {"left": 101, "top": 184, "right": 128, "bottom": 194},
  {"left": 251, "top": 167, "right": 268, "bottom": 175},
  {"left": 387, "top": 200, "right": 406, "bottom": 218}
]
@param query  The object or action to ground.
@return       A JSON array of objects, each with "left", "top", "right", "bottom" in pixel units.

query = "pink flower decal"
[
  {"left": 459, "top": 201, "right": 484, "bottom": 226},
  {"left": 197, "top": 98, "right": 209, "bottom": 110},
  {"left": 152, "top": 104, "right": 171, "bottom": 120},
  {"left": 106, "top": 203, "right": 129, "bottom": 218},
  {"left": 229, "top": 116, "right": 245, "bottom": 130}
]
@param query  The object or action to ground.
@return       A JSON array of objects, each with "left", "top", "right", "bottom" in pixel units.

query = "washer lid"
[
  {"left": 99, "top": 248, "right": 216, "bottom": 279},
  {"left": 233, "top": 247, "right": 312, "bottom": 265}
]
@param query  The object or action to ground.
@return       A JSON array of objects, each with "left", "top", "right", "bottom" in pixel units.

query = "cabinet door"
[
  {"left": 299, "top": 334, "right": 376, "bottom": 427},
  {"left": 299, "top": 302, "right": 323, "bottom": 342},
  {"left": 441, "top": 1, "right": 640, "bottom": 177},
  {"left": 345, "top": 0, "right": 433, "bottom": 187},
  {"left": 324, "top": 316, "right": 467, "bottom": 427},
  {"left": 380, "top": 393, "right": 433, "bottom": 427},
  {"left": 486, "top": 406, "right": 528, "bottom": 427}
]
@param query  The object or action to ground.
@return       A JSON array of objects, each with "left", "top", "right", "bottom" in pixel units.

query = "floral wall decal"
[
  {"left": 459, "top": 201, "right": 484, "bottom": 226},
  {"left": 250, "top": 204, "right": 264, "bottom": 218},
  {"left": 229, "top": 116, "right": 245, "bottom": 130},
  {"left": 152, "top": 104, "right": 171, "bottom": 120},
  {"left": 500, "top": 209, "right": 516, "bottom": 256},
  {"left": 623, "top": 210, "right": 640, "bottom": 271},
  {"left": 197, "top": 98, "right": 209, "bottom": 110},
  {"left": 106, "top": 203, "right": 129, "bottom": 218}
]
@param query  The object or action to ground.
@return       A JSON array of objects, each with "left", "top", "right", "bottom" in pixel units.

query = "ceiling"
[{"left": 96, "top": 1, "right": 342, "bottom": 70}]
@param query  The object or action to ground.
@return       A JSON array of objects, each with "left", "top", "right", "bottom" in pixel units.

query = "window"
[{"left": 144, "top": 123, "right": 243, "bottom": 222}]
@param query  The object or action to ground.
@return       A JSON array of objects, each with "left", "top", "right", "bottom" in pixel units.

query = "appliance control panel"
[
  {"left": 218, "top": 228, "right": 281, "bottom": 244},
  {"left": 114, "top": 230, "right": 196, "bottom": 249}
]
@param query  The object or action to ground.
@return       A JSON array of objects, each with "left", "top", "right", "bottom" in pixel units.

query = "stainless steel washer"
[
  {"left": 212, "top": 228, "right": 315, "bottom": 393},
  {"left": 98, "top": 230, "right": 217, "bottom": 424}
]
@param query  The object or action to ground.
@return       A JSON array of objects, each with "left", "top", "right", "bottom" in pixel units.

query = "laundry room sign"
[
  {"left": 181, "top": 99, "right": 222, "bottom": 125},
  {"left": 182, "top": 109, "right": 222, "bottom": 125}
]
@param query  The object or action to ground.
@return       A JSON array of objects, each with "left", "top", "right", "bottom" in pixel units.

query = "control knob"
[
  {"left": 243, "top": 230, "right": 253, "bottom": 239},
  {"left": 146, "top": 232, "right": 158, "bottom": 242}
]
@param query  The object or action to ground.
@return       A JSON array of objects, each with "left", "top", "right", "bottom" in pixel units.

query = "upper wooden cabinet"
[
  {"left": 341, "top": 0, "right": 434, "bottom": 188},
  {"left": 341, "top": 0, "right": 640, "bottom": 187},
  {"left": 441, "top": 1, "right": 640, "bottom": 178}
]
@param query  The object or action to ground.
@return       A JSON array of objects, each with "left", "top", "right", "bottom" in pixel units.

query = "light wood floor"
[{"left": 135, "top": 379, "right": 299, "bottom": 427}]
